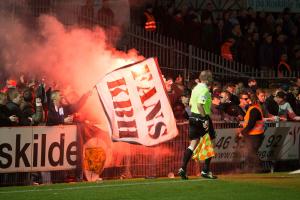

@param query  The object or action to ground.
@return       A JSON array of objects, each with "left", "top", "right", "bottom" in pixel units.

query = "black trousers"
[
  {"left": 188, "top": 113, "right": 216, "bottom": 140},
  {"left": 244, "top": 134, "right": 264, "bottom": 170}
]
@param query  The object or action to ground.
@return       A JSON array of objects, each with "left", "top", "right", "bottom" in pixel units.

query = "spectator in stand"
[
  {"left": 235, "top": 82, "right": 245, "bottom": 96},
  {"left": 277, "top": 53, "right": 292, "bottom": 77},
  {"left": 256, "top": 11, "right": 267, "bottom": 32},
  {"left": 239, "top": 33, "right": 257, "bottom": 68},
  {"left": 20, "top": 89, "right": 43, "bottom": 125},
  {"left": 225, "top": 83, "right": 240, "bottom": 105},
  {"left": 219, "top": 90, "right": 240, "bottom": 121},
  {"left": 180, "top": 90, "right": 191, "bottom": 117},
  {"left": 171, "top": 74, "right": 185, "bottom": 104},
  {"left": 259, "top": 32, "right": 275, "bottom": 72},
  {"left": 274, "top": 91, "right": 300, "bottom": 121},
  {"left": 142, "top": 4, "right": 157, "bottom": 32},
  {"left": 212, "top": 82, "right": 222, "bottom": 94},
  {"left": 222, "top": 10, "right": 233, "bottom": 41},
  {"left": 260, "top": 13, "right": 275, "bottom": 36},
  {"left": 46, "top": 90, "right": 92, "bottom": 126},
  {"left": 221, "top": 38, "right": 235, "bottom": 61},
  {"left": 288, "top": 26, "right": 300, "bottom": 53},
  {"left": 215, "top": 18, "right": 225, "bottom": 51},
  {"left": 286, "top": 84, "right": 299, "bottom": 113},
  {"left": 256, "top": 88, "right": 267, "bottom": 115},
  {"left": 172, "top": 10, "right": 185, "bottom": 41},
  {"left": 282, "top": 8, "right": 295, "bottom": 36},
  {"left": 236, "top": 91, "right": 251, "bottom": 120},
  {"left": 237, "top": 8, "right": 248, "bottom": 34},
  {"left": 231, "top": 21, "right": 242, "bottom": 38},
  {"left": 291, "top": 46, "right": 300, "bottom": 71},
  {"left": 163, "top": 75, "right": 176, "bottom": 107},
  {"left": 256, "top": 88, "right": 276, "bottom": 120},
  {"left": 230, "top": 23, "right": 243, "bottom": 60},
  {"left": 1, "top": 79, "right": 17, "bottom": 93},
  {"left": 201, "top": 2, "right": 215, "bottom": 23},
  {"left": 246, "top": 7, "right": 257, "bottom": 25},
  {"left": 246, "top": 78, "right": 257, "bottom": 94},
  {"left": 295, "top": 92, "right": 300, "bottom": 116},
  {"left": 6, "top": 88, "right": 31, "bottom": 126},
  {"left": 97, "top": 0, "right": 115, "bottom": 27},
  {"left": 274, "top": 24, "right": 283, "bottom": 38},
  {"left": 161, "top": 6, "right": 175, "bottom": 37},
  {"left": 182, "top": 7, "right": 200, "bottom": 45},
  {"left": 265, "top": 87, "right": 279, "bottom": 117},
  {"left": 296, "top": 77, "right": 300, "bottom": 91},
  {"left": 274, "top": 34, "right": 288, "bottom": 60},
  {"left": 0, "top": 92, "right": 18, "bottom": 126},
  {"left": 78, "top": 0, "right": 94, "bottom": 27},
  {"left": 200, "top": 15, "right": 218, "bottom": 53},
  {"left": 210, "top": 93, "right": 225, "bottom": 121},
  {"left": 173, "top": 100, "right": 188, "bottom": 121}
]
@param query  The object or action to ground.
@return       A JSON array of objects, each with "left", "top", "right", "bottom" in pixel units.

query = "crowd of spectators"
[
  {"left": 0, "top": 74, "right": 93, "bottom": 185},
  {"left": 0, "top": 74, "right": 91, "bottom": 128},
  {"left": 164, "top": 74, "right": 300, "bottom": 123},
  {"left": 2, "top": 72, "right": 299, "bottom": 129},
  {"left": 140, "top": 3, "right": 300, "bottom": 75}
]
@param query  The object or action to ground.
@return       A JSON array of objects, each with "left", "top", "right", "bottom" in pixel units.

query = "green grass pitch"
[{"left": 1, "top": 173, "right": 300, "bottom": 200}]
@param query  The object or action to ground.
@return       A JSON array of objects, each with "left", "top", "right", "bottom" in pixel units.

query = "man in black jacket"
[
  {"left": 46, "top": 90, "right": 92, "bottom": 126},
  {"left": 0, "top": 92, "right": 18, "bottom": 126},
  {"left": 6, "top": 88, "right": 31, "bottom": 126},
  {"left": 20, "top": 89, "right": 43, "bottom": 125}
]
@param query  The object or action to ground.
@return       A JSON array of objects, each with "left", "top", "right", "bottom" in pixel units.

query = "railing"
[{"left": 1, "top": 1, "right": 300, "bottom": 83}]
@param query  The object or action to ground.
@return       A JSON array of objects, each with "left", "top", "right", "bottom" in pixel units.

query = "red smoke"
[{"left": 0, "top": 14, "right": 144, "bottom": 125}]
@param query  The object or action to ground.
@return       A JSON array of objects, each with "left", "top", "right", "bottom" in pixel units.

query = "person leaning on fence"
[
  {"left": 6, "top": 88, "right": 32, "bottom": 125},
  {"left": 46, "top": 89, "right": 92, "bottom": 126},
  {"left": 237, "top": 94, "right": 265, "bottom": 172},
  {"left": 20, "top": 89, "right": 43, "bottom": 125},
  {"left": 0, "top": 92, "right": 18, "bottom": 126},
  {"left": 178, "top": 70, "right": 217, "bottom": 180}
]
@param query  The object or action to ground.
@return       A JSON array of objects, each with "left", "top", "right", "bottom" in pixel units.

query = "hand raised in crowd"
[
  {"left": 35, "top": 97, "right": 42, "bottom": 106},
  {"left": 19, "top": 74, "right": 25, "bottom": 84}
]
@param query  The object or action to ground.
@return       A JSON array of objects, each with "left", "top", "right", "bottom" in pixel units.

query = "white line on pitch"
[{"left": 0, "top": 179, "right": 212, "bottom": 194}]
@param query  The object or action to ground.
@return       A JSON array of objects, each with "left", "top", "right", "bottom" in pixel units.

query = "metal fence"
[{"left": 1, "top": 1, "right": 300, "bottom": 83}]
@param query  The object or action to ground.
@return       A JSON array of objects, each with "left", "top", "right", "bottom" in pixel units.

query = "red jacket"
[{"left": 221, "top": 41, "right": 233, "bottom": 61}]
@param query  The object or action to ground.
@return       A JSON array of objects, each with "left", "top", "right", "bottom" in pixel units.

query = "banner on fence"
[
  {"left": 96, "top": 58, "right": 178, "bottom": 146},
  {"left": 1, "top": 123, "right": 299, "bottom": 174},
  {"left": 212, "top": 124, "right": 300, "bottom": 162},
  {"left": 0, "top": 126, "right": 77, "bottom": 173}
]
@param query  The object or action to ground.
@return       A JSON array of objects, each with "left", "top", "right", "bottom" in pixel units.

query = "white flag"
[{"left": 96, "top": 58, "right": 178, "bottom": 146}]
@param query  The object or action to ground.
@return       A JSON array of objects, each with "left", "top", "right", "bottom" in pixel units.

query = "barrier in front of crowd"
[{"left": 0, "top": 121, "right": 299, "bottom": 185}]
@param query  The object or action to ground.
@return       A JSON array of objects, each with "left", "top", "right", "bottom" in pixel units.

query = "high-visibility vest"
[
  {"left": 243, "top": 104, "right": 264, "bottom": 135},
  {"left": 221, "top": 41, "right": 233, "bottom": 61},
  {"left": 144, "top": 11, "right": 156, "bottom": 31},
  {"left": 277, "top": 61, "right": 291, "bottom": 77}
]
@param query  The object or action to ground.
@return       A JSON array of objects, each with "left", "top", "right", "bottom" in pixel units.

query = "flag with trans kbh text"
[{"left": 96, "top": 58, "right": 178, "bottom": 146}]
